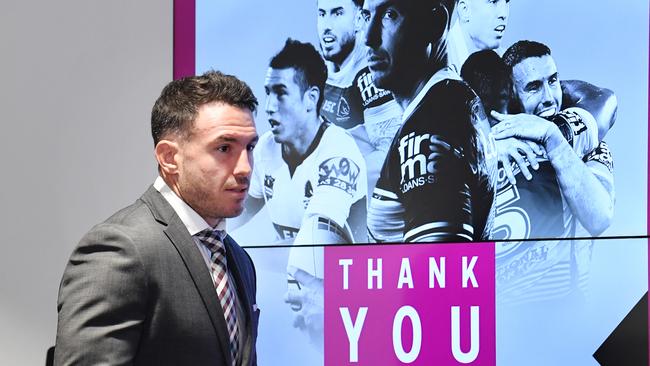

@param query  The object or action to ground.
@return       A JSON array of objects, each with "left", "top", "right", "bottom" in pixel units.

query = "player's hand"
[
  {"left": 490, "top": 111, "right": 559, "bottom": 145},
  {"left": 285, "top": 268, "right": 324, "bottom": 343},
  {"left": 493, "top": 137, "right": 543, "bottom": 184}
]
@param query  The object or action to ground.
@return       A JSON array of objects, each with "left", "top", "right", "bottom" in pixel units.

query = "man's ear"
[
  {"left": 304, "top": 85, "right": 321, "bottom": 113},
  {"left": 155, "top": 139, "right": 180, "bottom": 176},
  {"left": 457, "top": 0, "right": 470, "bottom": 23}
]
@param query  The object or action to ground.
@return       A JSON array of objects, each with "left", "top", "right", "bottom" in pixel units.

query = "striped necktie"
[{"left": 195, "top": 229, "right": 240, "bottom": 366}]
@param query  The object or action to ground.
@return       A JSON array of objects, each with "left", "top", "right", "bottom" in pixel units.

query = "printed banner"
[{"left": 179, "top": 0, "right": 650, "bottom": 364}]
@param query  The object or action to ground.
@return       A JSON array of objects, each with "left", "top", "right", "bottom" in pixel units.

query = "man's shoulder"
[
  {"left": 81, "top": 193, "right": 164, "bottom": 249},
  {"left": 318, "top": 123, "right": 364, "bottom": 159}
]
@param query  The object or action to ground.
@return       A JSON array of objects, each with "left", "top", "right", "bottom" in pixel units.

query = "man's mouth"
[
  {"left": 269, "top": 119, "right": 280, "bottom": 128},
  {"left": 537, "top": 107, "right": 556, "bottom": 118},
  {"left": 367, "top": 51, "right": 388, "bottom": 70},
  {"left": 229, "top": 185, "right": 248, "bottom": 193},
  {"left": 495, "top": 25, "right": 506, "bottom": 34},
  {"left": 322, "top": 35, "right": 335, "bottom": 44}
]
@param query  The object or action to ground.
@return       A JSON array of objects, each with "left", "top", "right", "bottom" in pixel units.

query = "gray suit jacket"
[{"left": 54, "top": 186, "right": 259, "bottom": 365}]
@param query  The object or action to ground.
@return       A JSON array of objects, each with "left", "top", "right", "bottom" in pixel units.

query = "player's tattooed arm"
[
  {"left": 491, "top": 112, "right": 614, "bottom": 235},
  {"left": 561, "top": 80, "right": 618, "bottom": 140}
]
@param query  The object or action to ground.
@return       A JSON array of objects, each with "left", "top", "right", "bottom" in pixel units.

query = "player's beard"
[{"left": 322, "top": 36, "right": 355, "bottom": 70}]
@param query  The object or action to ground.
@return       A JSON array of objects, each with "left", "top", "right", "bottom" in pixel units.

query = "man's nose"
[
  {"left": 234, "top": 149, "right": 252, "bottom": 178},
  {"left": 363, "top": 15, "right": 380, "bottom": 49}
]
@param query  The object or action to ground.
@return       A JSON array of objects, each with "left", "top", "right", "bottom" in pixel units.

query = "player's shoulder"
[{"left": 428, "top": 78, "right": 477, "bottom": 104}]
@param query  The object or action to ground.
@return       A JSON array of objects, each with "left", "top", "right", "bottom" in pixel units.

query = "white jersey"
[{"left": 249, "top": 122, "right": 368, "bottom": 242}]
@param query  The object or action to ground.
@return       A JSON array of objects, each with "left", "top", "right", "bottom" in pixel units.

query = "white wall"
[{"left": 0, "top": 1, "right": 171, "bottom": 364}]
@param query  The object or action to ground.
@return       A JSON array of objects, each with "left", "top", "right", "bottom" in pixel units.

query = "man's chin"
[{"left": 368, "top": 69, "right": 391, "bottom": 91}]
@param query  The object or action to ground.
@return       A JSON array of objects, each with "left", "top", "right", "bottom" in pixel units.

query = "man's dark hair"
[
  {"left": 151, "top": 70, "right": 257, "bottom": 145},
  {"left": 502, "top": 40, "right": 552, "bottom": 69},
  {"left": 269, "top": 38, "right": 328, "bottom": 111},
  {"left": 461, "top": 49, "right": 512, "bottom": 116},
  {"left": 352, "top": 0, "right": 363, "bottom": 8}
]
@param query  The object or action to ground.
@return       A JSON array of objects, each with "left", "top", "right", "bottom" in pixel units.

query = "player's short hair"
[
  {"left": 270, "top": 38, "right": 328, "bottom": 111},
  {"left": 352, "top": 0, "right": 363, "bottom": 8},
  {"left": 151, "top": 70, "right": 257, "bottom": 145},
  {"left": 461, "top": 49, "right": 512, "bottom": 115},
  {"left": 502, "top": 40, "right": 552, "bottom": 69}
]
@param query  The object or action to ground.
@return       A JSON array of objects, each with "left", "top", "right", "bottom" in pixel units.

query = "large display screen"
[{"left": 175, "top": 0, "right": 649, "bottom": 364}]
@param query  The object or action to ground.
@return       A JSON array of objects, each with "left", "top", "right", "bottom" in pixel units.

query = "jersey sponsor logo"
[
  {"left": 357, "top": 70, "right": 392, "bottom": 108},
  {"left": 563, "top": 110, "right": 588, "bottom": 136},
  {"left": 263, "top": 174, "right": 275, "bottom": 200},
  {"left": 318, "top": 157, "right": 360, "bottom": 194},
  {"left": 584, "top": 141, "right": 613, "bottom": 172},
  {"left": 496, "top": 244, "right": 550, "bottom": 282},
  {"left": 398, "top": 132, "right": 458, "bottom": 193}
]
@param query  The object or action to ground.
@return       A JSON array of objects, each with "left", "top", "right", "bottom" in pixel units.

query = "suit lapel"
[
  {"left": 140, "top": 186, "right": 233, "bottom": 366},
  {"left": 224, "top": 238, "right": 254, "bottom": 365}
]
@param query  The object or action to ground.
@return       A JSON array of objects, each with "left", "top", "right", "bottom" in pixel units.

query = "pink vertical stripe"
[{"left": 173, "top": 0, "right": 195, "bottom": 79}]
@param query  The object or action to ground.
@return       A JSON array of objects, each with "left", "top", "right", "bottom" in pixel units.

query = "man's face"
[
  {"left": 264, "top": 67, "right": 310, "bottom": 144},
  {"left": 462, "top": 0, "right": 509, "bottom": 50},
  {"left": 175, "top": 102, "right": 258, "bottom": 222},
  {"left": 512, "top": 55, "right": 562, "bottom": 117},
  {"left": 317, "top": 0, "right": 359, "bottom": 65},
  {"left": 361, "top": 0, "right": 425, "bottom": 91}
]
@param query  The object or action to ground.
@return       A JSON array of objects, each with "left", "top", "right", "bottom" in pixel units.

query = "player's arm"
[
  {"left": 561, "top": 79, "right": 618, "bottom": 140},
  {"left": 54, "top": 224, "right": 147, "bottom": 365},
  {"left": 492, "top": 112, "right": 614, "bottom": 235},
  {"left": 294, "top": 136, "right": 368, "bottom": 245},
  {"left": 492, "top": 107, "right": 599, "bottom": 184}
]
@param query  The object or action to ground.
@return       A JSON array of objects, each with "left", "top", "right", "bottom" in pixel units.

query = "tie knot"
[{"left": 195, "top": 228, "right": 226, "bottom": 254}]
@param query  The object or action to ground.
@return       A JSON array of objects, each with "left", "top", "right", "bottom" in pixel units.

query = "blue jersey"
[
  {"left": 496, "top": 141, "right": 614, "bottom": 306},
  {"left": 368, "top": 68, "right": 498, "bottom": 243}
]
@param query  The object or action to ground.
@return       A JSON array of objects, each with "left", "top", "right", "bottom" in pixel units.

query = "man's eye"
[
  {"left": 335, "top": 9, "right": 344, "bottom": 16},
  {"left": 383, "top": 9, "right": 398, "bottom": 21},
  {"left": 217, "top": 145, "right": 230, "bottom": 153},
  {"left": 360, "top": 10, "right": 370, "bottom": 22},
  {"left": 247, "top": 144, "right": 256, "bottom": 152}
]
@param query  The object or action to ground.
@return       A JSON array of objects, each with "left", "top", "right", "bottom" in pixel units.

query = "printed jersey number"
[{"left": 494, "top": 183, "right": 531, "bottom": 258}]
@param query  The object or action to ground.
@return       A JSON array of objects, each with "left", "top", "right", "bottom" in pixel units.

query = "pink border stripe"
[{"left": 173, "top": 0, "right": 195, "bottom": 80}]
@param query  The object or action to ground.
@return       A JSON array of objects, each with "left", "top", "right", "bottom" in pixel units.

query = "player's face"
[
  {"left": 512, "top": 55, "right": 562, "bottom": 117},
  {"left": 361, "top": 0, "right": 425, "bottom": 91},
  {"left": 317, "top": 0, "right": 359, "bottom": 65},
  {"left": 463, "top": 0, "right": 509, "bottom": 50},
  {"left": 174, "top": 103, "right": 258, "bottom": 224},
  {"left": 264, "top": 67, "right": 311, "bottom": 145}
]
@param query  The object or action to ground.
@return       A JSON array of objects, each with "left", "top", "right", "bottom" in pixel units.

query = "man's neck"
[
  {"left": 393, "top": 66, "right": 438, "bottom": 111},
  {"left": 282, "top": 115, "right": 321, "bottom": 157},
  {"left": 159, "top": 174, "right": 222, "bottom": 228}
]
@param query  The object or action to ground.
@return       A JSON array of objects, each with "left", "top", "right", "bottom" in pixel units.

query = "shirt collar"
[{"left": 153, "top": 176, "right": 227, "bottom": 236}]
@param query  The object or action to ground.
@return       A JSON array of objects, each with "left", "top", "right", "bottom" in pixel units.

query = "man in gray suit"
[{"left": 54, "top": 71, "right": 260, "bottom": 365}]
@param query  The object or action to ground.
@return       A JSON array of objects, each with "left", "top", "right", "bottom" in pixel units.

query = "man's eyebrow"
[
  {"left": 524, "top": 80, "right": 542, "bottom": 90},
  {"left": 216, "top": 135, "right": 259, "bottom": 143}
]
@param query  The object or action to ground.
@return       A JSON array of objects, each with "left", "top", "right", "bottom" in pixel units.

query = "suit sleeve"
[{"left": 54, "top": 224, "right": 148, "bottom": 365}]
